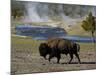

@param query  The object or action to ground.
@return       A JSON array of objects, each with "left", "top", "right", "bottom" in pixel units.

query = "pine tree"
[{"left": 81, "top": 12, "right": 96, "bottom": 42}]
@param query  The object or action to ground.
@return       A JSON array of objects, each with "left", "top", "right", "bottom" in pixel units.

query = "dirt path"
[{"left": 11, "top": 49, "right": 96, "bottom": 75}]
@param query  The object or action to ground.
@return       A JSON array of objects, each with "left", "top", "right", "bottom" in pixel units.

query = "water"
[{"left": 15, "top": 25, "right": 96, "bottom": 43}]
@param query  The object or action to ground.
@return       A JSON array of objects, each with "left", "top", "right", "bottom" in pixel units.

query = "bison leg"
[
  {"left": 56, "top": 54, "right": 61, "bottom": 63},
  {"left": 48, "top": 53, "right": 54, "bottom": 62},
  {"left": 48, "top": 53, "right": 61, "bottom": 64},
  {"left": 43, "top": 55, "right": 47, "bottom": 60},
  {"left": 74, "top": 53, "right": 81, "bottom": 64},
  {"left": 68, "top": 54, "right": 73, "bottom": 64}
]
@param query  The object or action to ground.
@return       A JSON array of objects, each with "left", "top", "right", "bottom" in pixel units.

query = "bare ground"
[{"left": 11, "top": 37, "right": 96, "bottom": 75}]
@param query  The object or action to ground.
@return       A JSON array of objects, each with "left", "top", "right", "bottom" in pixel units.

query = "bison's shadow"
[{"left": 61, "top": 62, "right": 96, "bottom": 64}]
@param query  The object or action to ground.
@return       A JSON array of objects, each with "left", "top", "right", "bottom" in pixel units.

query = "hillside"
[{"left": 11, "top": 1, "right": 96, "bottom": 37}]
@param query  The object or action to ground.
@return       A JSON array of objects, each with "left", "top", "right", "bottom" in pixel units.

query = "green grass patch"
[
  {"left": 11, "top": 35, "right": 45, "bottom": 54},
  {"left": 79, "top": 43, "right": 96, "bottom": 51},
  {"left": 11, "top": 35, "right": 96, "bottom": 55}
]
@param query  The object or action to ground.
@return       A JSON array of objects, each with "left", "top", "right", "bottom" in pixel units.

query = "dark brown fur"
[{"left": 39, "top": 38, "right": 81, "bottom": 64}]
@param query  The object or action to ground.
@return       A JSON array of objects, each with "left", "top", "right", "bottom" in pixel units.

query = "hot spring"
[{"left": 15, "top": 25, "right": 96, "bottom": 43}]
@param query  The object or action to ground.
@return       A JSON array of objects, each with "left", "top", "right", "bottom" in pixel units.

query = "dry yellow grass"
[{"left": 66, "top": 22, "right": 96, "bottom": 37}]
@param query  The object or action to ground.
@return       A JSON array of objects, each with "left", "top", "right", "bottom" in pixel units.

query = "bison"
[{"left": 39, "top": 38, "right": 81, "bottom": 64}]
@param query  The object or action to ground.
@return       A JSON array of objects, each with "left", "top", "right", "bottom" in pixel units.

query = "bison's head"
[{"left": 39, "top": 43, "right": 50, "bottom": 59}]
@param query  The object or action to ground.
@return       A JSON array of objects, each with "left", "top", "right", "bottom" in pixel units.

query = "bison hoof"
[
  {"left": 68, "top": 62, "right": 71, "bottom": 64},
  {"left": 78, "top": 62, "right": 81, "bottom": 64}
]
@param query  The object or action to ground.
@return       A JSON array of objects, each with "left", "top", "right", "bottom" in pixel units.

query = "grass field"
[{"left": 11, "top": 35, "right": 96, "bottom": 75}]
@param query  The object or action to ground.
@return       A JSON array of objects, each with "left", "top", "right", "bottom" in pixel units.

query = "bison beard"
[{"left": 39, "top": 38, "right": 81, "bottom": 64}]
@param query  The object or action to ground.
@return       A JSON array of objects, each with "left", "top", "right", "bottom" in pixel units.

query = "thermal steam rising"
[{"left": 23, "top": 2, "right": 96, "bottom": 26}]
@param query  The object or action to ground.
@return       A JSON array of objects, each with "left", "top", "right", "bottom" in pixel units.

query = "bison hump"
[{"left": 47, "top": 38, "right": 60, "bottom": 48}]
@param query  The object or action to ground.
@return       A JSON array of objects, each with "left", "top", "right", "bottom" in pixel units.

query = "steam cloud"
[
  {"left": 24, "top": 2, "right": 50, "bottom": 22},
  {"left": 23, "top": 2, "right": 96, "bottom": 25}
]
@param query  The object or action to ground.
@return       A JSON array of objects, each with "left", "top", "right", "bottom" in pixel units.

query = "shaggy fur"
[{"left": 39, "top": 38, "right": 81, "bottom": 64}]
